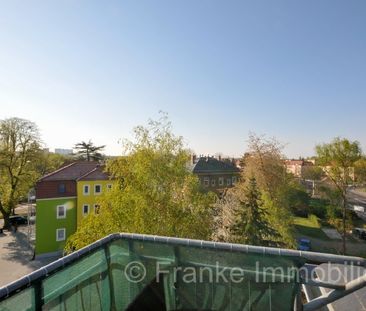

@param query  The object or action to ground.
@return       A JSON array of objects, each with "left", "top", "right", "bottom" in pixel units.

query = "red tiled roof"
[
  {"left": 39, "top": 162, "right": 99, "bottom": 181},
  {"left": 77, "top": 165, "right": 111, "bottom": 181}
]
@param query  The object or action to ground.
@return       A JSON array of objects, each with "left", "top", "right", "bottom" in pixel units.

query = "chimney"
[{"left": 191, "top": 154, "right": 197, "bottom": 164}]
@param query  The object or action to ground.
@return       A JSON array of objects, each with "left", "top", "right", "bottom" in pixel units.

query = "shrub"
[{"left": 309, "top": 198, "right": 328, "bottom": 219}]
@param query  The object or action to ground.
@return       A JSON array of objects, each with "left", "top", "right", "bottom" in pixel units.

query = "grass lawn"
[{"left": 293, "top": 215, "right": 330, "bottom": 240}]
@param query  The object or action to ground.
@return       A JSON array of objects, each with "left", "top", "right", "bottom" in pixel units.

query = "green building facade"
[{"left": 35, "top": 162, "right": 107, "bottom": 257}]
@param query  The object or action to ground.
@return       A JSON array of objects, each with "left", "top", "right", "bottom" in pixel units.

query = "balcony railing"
[{"left": 0, "top": 233, "right": 365, "bottom": 310}]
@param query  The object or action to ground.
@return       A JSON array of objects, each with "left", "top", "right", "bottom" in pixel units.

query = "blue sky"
[{"left": 0, "top": 1, "right": 365, "bottom": 158}]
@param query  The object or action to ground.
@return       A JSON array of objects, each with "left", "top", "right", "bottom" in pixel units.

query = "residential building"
[
  {"left": 35, "top": 162, "right": 112, "bottom": 257},
  {"left": 54, "top": 148, "right": 73, "bottom": 155},
  {"left": 192, "top": 155, "right": 241, "bottom": 194},
  {"left": 76, "top": 166, "right": 112, "bottom": 226},
  {"left": 285, "top": 159, "right": 314, "bottom": 178}
]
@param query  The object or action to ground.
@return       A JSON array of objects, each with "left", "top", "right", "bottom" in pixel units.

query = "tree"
[
  {"left": 302, "top": 165, "right": 324, "bottom": 181},
  {"left": 284, "top": 181, "right": 310, "bottom": 217},
  {"left": 65, "top": 115, "right": 215, "bottom": 251},
  {"left": 33, "top": 151, "right": 70, "bottom": 177},
  {"left": 241, "top": 133, "right": 295, "bottom": 247},
  {"left": 230, "top": 177, "right": 279, "bottom": 246},
  {"left": 316, "top": 137, "right": 362, "bottom": 254},
  {"left": 0, "top": 118, "right": 41, "bottom": 228},
  {"left": 354, "top": 157, "right": 366, "bottom": 183},
  {"left": 244, "top": 133, "right": 287, "bottom": 197},
  {"left": 211, "top": 194, "right": 236, "bottom": 242},
  {"left": 74, "top": 140, "right": 105, "bottom": 161}
]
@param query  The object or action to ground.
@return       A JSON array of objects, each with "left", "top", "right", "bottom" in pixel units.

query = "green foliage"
[
  {"left": 66, "top": 115, "right": 215, "bottom": 252},
  {"left": 316, "top": 137, "right": 362, "bottom": 254},
  {"left": 33, "top": 151, "right": 69, "bottom": 177},
  {"left": 355, "top": 157, "right": 366, "bottom": 183},
  {"left": 0, "top": 117, "right": 41, "bottom": 228},
  {"left": 74, "top": 140, "right": 105, "bottom": 162},
  {"left": 316, "top": 137, "right": 361, "bottom": 188},
  {"left": 230, "top": 178, "right": 280, "bottom": 246},
  {"left": 226, "top": 134, "right": 296, "bottom": 248},
  {"left": 293, "top": 215, "right": 329, "bottom": 240},
  {"left": 262, "top": 193, "right": 295, "bottom": 248},
  {"left": 309, "top": 198, "right": 328, "bottom": 219},
  {"left": 302, "top": 166, "right": 324, "bottom": 181},
  {"left": 282, "top": 182, "right": 310, "bottom": 217},
  {"left": 326, "top": 204, "right": 342, "bottom": 220}
]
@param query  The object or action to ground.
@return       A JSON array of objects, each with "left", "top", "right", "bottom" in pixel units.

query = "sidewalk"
[{"left": 0, "top": 227, "right": 57, "bottom": 287}]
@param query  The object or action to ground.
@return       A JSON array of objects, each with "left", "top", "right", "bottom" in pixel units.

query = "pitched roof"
[
  {"left": 38, "top": 162, "right": 99, "bottom": 182},
  {"left": 192, "top": 157, "right": 240, "bottom": 174},
  {"left": 285, "top": 159, "right": 314, "bottom": 166},
  {"left": 77, "top": 165, "right": 110, "bottom": 181}
]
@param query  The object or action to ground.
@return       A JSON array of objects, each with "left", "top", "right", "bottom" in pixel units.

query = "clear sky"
[{"left": 0, "top": 1, "right": 365, "bottom": 158}]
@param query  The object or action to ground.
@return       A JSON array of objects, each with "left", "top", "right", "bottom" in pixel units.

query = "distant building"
[
  {"left": 284, "top": 159, "right": 314, "bottom": 178},
  {"left": 54, "top": 148, "right": 73, "bottom": 155},
  {"left": 191, "top": 155, "right": 241, "bottom": 194}
]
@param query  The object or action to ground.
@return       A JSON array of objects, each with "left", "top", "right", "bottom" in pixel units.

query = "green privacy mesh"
[
  {"left": 42, "top": 249, "right": 111, "bottom": 311},
  {"left": 0, "top": 237, "right": 305, "bottom": 311},
  {"left": 0, "top": 287, "right": 35, "bottom": 311}
]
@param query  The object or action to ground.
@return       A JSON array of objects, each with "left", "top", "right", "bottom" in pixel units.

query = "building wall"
[
  {"left": 36, "top": 180, "right": 76, "bottom": 199},
  {"left": 76, "top": 180, "right": 113, "bottom": 226},
  {"left": 197, "top": 173, "right": 239, "bottom": 192},
  {"left": 35, "top": 197, "right": 77, "bottom": 255}
]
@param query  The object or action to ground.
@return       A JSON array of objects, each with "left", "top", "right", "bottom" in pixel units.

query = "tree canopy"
[
  {"left": 213, "top": 134, "right": 295, "bottom": 247},
  {"left": 230, "top": 177, "right": 279, "bottom": 246},
  {"left": 0, "top": 118, "right": 41, "bottom": 228},
  {"left": 74, "top": 140, "right": 105, "bottom": 161},
  {"left": 316, "top": 137, "right": 362, "bottom": 254},
  {"left": 66, "top": 115, "right": 215, "bottom": 251},
  {"left": 242, "top": 133, "right": 295, "bottom": 247}
]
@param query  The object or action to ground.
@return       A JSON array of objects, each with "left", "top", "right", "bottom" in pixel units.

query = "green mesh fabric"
[
  {"left": 42, "top": 249, "right": 111, "bottom": 311},
  {"left": 0, "top": 287, "right": 35, "bottom": 311},
  {"left": 0, "top": 238, "right": 305, "bottom": 311}
]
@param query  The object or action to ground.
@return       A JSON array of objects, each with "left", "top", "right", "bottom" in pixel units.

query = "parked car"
[
  {"left": 298, "top": 238, "right": 311, "bottom": 251},
  {"left": 352, "top": 228, "right": 366, "bottom": 240},
  {"left": 9, "top": 215, "right": 28, "bottom": 226}
]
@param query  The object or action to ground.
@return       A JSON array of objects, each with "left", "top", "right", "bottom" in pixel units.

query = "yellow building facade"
[{"left": 76, "top": 166, "right": 113, "bottom": 226}]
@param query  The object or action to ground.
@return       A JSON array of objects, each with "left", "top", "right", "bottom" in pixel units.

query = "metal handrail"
[{"left": 0, "top": 232, "right": 365, "bottom": 310}]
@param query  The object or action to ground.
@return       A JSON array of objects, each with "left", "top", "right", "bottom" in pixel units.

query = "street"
[{"left": 0, "top": 226, "right": 56, "bottom": 287}]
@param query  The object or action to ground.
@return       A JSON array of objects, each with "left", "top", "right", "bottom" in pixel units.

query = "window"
[
  {"left": 57, "top": 205, "right": 66, "bottom": 219},
  {"left": 203, "top": 177, "right": 209, "bottom": 187},
  {"left": 56, "top": 228, "right": 66, "bottom": 241},
  {"left": 211, "top": 179, "right": 216, "bottom": 186},
  {"left": 83, "top": 204, "right": 90, "bottom": 216},
  {"left": 94, "top": 184, "right": 101, "bottom": 194},
  {"left": 83, "top": 185, "right": 90, "bottom": 195},
  {"left": 58, "top": 183, "right": 66, "bottom": 194},
  {"left": 218, "top": 177, "right": 224, "bottom": 186},
  {"left": 94, "top": 204, "right": 100, "bottom": 214},
  {"left": 232, "top": 176, "right": 237, "bottom": 185},
  {"left": 107, "top": 184, "right": 112, "bottom": 190},
  {"left": 226, "top": 178, "right": 231, "bottom": 186}
]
